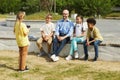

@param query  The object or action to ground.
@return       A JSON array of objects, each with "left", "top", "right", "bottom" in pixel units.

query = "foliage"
[
  {"left": 0, "top": 0, "right": 20, "bottom": 14},
  {"left": 20, "top": 0, "right": 39, "bottom": 14},
  {"left": 56, "top": 0, "right": 112, "bottom": 16},
  {"left": 0, "top": 0, "right": 119, "bottom": 17}
]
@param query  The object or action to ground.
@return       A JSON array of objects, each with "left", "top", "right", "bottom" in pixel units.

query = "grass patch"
[
  {"left": 93, "top": 71, "right": 120, "bottom": 80},
  {"left": 0, "top": 14, "right": 8, "bottom": 19},
  {"left": 0, "top": 56, "right": 14, "bottom": 61},
  {"left": 25, "top": 12, "right": 62, "bottom": 20},
  {"left": 106, "top": 12, "right": 120, "bottom": 17},
  {"left": 0, "top": 51, "right": 120, "bottom": 80}
]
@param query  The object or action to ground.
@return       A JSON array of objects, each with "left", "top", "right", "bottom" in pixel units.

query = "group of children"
[{"left": 14, "top": 10, "right": 103, "bottom": 72}]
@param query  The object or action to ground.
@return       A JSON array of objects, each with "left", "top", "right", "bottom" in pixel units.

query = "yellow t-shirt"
[
  {"left": 14, "top": 21, "right": 30, "bottom": 47},
  {"left": 87, "top": 26, "right": 103, "bottom": 41}
]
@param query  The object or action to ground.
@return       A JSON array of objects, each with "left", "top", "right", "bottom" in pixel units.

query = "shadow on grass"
[
  {"left": 28, "top": 52, "right": 53, "bottom": 62},
  {"left": 0, "top": 64, "right": 17, "bottom": 71}
]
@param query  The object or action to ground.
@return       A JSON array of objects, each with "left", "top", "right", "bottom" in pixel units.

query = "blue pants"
[
  {"left": 83, "top": 38, "right": 102, "bottom": 58},
  {"left": 69, "top": 37, "right": 84, "bottom": 55},
  {"left": 53, "top": 36, "right": 70, "bottom": 56}
]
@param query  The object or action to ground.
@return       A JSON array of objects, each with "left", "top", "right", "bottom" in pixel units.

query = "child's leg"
[
  {"left": 73, "top": 37, "right": 84, "bottom": 51},
  {"left": 47, "top": 37, "right": 52, "bottom": 53},
  {"left": 36, "top": 37, "right": 43, "bottom": 51},
  {"left": 93, "top": 40, "right": 102, "bottom": 59},
  {"left": 19, "top": 47, "right": 22, "bottom": 70},
  {"left": 69, "top": 39, "right": 74, "bottom": 55},
  {"left": 53, "top": 36, "right": 59, "bottom": 54},
  {"left": 83, "top": 40, "right": 88, "bottom": 59},
  {"left": 19, "top": 46, "right": 28, "bottom": 70}
]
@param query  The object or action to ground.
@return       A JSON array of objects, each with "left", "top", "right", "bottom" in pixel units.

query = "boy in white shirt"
[
  {"left": 36, "top": 14, "right": 55, "bottom": 56},
  {"left": 66, "top": 15, "right": 86, "bottom": 60}
]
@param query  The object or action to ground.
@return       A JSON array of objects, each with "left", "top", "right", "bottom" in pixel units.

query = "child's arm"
[
  {"left": 77, "top": 31, "right": 85, "bottom": 37},
  {"left": 89, "top": 39, "right": 95, "bottom": 43},
  {"left": 50, "top": 31, "right": 55, "bottom": 37},
  {"left": 23, "top": 24, "right": 30, "bottom": 36},
  {"left": 41, "top": 31, "right": 45, "bottom": 38}
]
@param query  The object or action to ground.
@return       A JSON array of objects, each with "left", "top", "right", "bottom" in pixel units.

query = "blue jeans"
[
  {"left": 69, "top": 37, "right": 84, "bottom": 55},
  {"left": 83, "top": 38, "right": 102, "bottom": 58},
  {"left": 53, "top": 36, "right": 70, "bottom": 56}
]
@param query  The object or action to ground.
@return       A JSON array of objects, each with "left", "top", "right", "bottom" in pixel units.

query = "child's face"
[
  {"left": 87, "top": 23, "right": 94, "bottom": 29},
  {"left": 76, "top": 17, "right": 82, "bottom": 23},
  {"left": 46, "top": 16, "right": 52, "bottom": 23}
]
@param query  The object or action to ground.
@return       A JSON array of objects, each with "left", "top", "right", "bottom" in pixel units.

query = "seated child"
[
  {"left": 66, "top": 15, "right": 86, "bottom": 60},
  {"left": 36, "top": 14, "right": 55, "bottom": 56},
  {"left": 83, "top": 18, "right": 103, "bottom": 61}
]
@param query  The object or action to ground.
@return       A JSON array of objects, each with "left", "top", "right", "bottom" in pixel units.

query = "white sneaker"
[
  {"left": 51, "top": 54, "right": 56, "bottom": 60},
  {"left": 74, "top": 51, "right": 79, "bottom": 59},
  {"left": 66, "top": 55, "right": 72, "bottom": 60},
  {"left": 51, "top": 54, "right": 59, "bottom": 62},
  {"left": 54, "top": 56, "right": 59, "bottom": 62}
]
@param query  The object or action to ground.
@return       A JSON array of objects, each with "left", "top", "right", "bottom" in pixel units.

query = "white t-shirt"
[
  {"left": 74, "top": 23, "right": 86, "bottom": 37},
  {"left": 40, "top": 22, "right": 55, "bottom": 35}
]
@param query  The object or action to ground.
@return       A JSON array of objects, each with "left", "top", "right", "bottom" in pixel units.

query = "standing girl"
[
  {"left": 66, "top": 15, "right": 86, "bottom": 60},
  {"left": 14, "top": 11, "right": 30, "bottom": 72}
]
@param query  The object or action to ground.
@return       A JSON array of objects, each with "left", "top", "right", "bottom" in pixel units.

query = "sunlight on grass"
[
  {"left": 0, "top": 51, "right": 120, "bottom": 80},
  {"left": 25, "top": 12, "right": 62, "bottom": 20},
  {"left": 0, "top": 57, "right": 14, "bottom": 61},
  {"left": 0, "top": 14, "right": 8, "bottom": 18},
  {"left": 106, "top": 12, "right": 120, "bottom": 17}
]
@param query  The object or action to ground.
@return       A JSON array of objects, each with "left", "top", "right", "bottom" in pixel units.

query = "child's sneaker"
[
  {"left": 18, "top": 66, "right": 29, "bottom": 72},
  {"left": 37, "top": 51, "right": 45, "bottom": 57},
  {"left": 51, "top": 54, "right": 56, "bottom": 61},
  {"left": 66, "top": 55, "right": 72, "bottom": 60},
  {"left": 54, "top": 56, "right": 59, "bottom": 62},
  {"left": 74, "top": 51, "right": 79, "bottom": 59}
]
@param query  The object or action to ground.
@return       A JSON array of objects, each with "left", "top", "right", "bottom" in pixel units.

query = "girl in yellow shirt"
[{"left": 14, "top": 11, "right": 30, "bottom": 72}]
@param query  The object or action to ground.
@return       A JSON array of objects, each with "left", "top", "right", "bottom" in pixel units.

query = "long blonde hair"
[{"left": 13, "top": 11, "right": 25, "bottom": 34}]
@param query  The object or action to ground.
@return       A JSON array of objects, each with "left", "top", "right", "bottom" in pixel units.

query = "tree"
[
  {"left": 73, "top": 0, "right": 112, "bottom": 16},
  {"left": 56, "top": 0, "right": 74, "bottom": 14},
  {"left": 39, "top": 0, "right": 55, "bottom": 13},
  {"left": 0, "top": 0, "right": 117, "bottom": 16},
  {"left": 20, "top": 0, "right": 39, "bottom": 14},
  {"left": 0, "top": 0, "right": 21, "bottom": 14}
]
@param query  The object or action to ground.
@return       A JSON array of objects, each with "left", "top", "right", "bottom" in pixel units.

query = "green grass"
[
  {"left": 7, "top": 61, "right": 120, "bottom": 80},
  {"left": 0, "top": 51, "right": 120, "bottom": 80},
  {"left": 106, "top": 12, "right": 120, "bottom": 17},
  {"left": 25, "top": 12, "right": 62, "bottom": 20},
  {"left": 0, "top": 14, "right": 8, "bottom": 19},
  {"left": 0, "top": 56, "right": 14, "bottom": 61},
  {"left": 0, "top": 12, "right": 62, "bottom": 20}
]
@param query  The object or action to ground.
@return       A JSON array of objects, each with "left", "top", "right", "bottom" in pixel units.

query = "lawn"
[
  {"left": 0, "top": 50, "right": 120, "bottom": 80},
  {"left": 1, "top": 12, "right": 120, "bottom": 20},
  {"left": 106, "top": 12, "right": 120, "bottom": 17},
  {"left": 0, "top": 12, "right": 62, "bottom": 20},
  {"left": 25, "top": 12, "right": 62, "bottom": 20},
  {"left": 0, "top": 14, "right": 8, "bottom": 19}
]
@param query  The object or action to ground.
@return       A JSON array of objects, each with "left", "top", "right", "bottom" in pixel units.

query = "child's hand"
[
  {"left": 86, "top": 42, "right": 90, "bottom": 46},
  {"left": 73, "top": 34, "right": 76, "bottom": 37},
  {"left": 44, "top": 35, "right": 51, "bottom": 41},
  {"left": 44, "top": 36, "right": 48, "bottom": 41}
]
